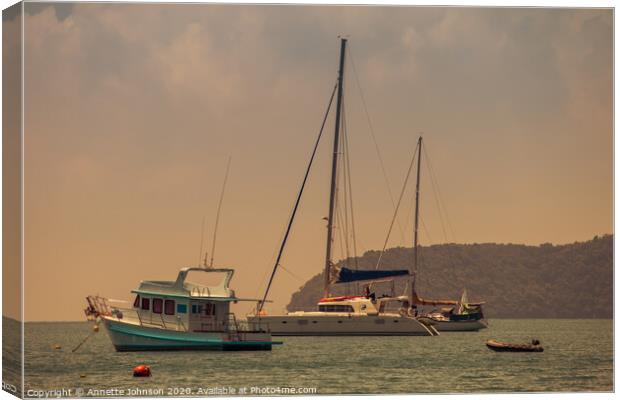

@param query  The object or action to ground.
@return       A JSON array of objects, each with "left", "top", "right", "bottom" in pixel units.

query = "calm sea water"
[{"left": 15, "top": 319, "right": 613, "bottom": 396}]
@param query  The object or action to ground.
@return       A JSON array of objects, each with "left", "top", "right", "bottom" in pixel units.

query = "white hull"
[
  {"left": 248, "top": 313, "right": 438, "bottom": 336},
  {"left": 418, "top": 317, "right": 488, "bottom": 332},
  {"left": 102, "top": 317, "right": 276, "bottom": 351}
]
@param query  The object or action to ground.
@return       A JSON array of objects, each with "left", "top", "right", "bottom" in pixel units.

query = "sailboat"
[
  {"left": 415, "top": 289, "right": 487, "bottom": 331},
  {"left": 247, "top": 38, "right": 438, "bottom": 336},
  {"left": 397, "top": 137, "right": 487, "bottom": 332}
]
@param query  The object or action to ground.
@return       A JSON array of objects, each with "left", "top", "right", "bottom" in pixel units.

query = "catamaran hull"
[
  {"left": 418, "top": 317, "right": 488, "bottom": 332},
  {"left": 102, "top": 318, "right": 276, "bottom": 351},
  {"left": 248, "top": 315, "right": 438, "bottom": 336}
]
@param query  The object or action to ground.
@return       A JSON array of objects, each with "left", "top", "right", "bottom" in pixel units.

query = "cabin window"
[
  {"left": 177, "top": 304, "right": 187, "bottom": 314},
  {"left": 204, "top": 303, "right": 215, "bottom": 316},
  {"left": 318, "top": 305, "right": 354, "bottom": 313},
  {"left": 133, "top": 295, "right": 140, "bottom": 308},
  {"left": 165, "top": 300, "right": 175, "bottom": 315},
  {"left": 152, "top": 298, "right": 163, "bottom": 314},
  {"left": 192, "top": 305, "right": 203, "bottom": 314},
  {"left": 141, "top": 297, "right": 150, "bottom": 311}
]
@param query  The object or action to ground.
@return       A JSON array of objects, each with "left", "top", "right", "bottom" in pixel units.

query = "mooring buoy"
[{"left": 133, "top": 365, "right": 151, "bottom": 377}]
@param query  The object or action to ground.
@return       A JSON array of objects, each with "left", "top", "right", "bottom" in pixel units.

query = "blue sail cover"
[{"left": 334, "top": 267, "right": 410, "bottom": 283}]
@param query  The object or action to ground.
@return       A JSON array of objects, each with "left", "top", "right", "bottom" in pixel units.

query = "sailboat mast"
[
  {"left": 324, "top": 37, "right": 347, "bottom": 298},
  {"left": 412, "top": 136, "right": 423, "bottom": 296}
]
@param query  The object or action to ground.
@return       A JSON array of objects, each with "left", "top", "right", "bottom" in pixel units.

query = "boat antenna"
[
  {"left": 324, "top": 37, "right": 347, "bottom": 298},
  {"left": 198, "top": 216, "right": 206, "bottom": 267},
  {"left": 412, "top": 135, "right": 423, "bottom": 301},
  {"left": 258, "top": 80, "right": 339, "bottom": 312},
  {"left": 209, "top": 156, "right": 232, "bottom": 268}
]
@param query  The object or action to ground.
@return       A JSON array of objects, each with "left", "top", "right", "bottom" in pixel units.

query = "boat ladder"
[{"left": 227, "top": 313, "right": 242, "bottom": 342}]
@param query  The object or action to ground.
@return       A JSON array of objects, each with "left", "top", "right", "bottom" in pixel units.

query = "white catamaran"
[{"left": 248, "top": 38, "right": 438, "bottom": 336}]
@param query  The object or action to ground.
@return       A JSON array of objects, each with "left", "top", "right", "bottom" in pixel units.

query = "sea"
[{"left": 7, "top": 319, "right": 613, "bottom": 396}]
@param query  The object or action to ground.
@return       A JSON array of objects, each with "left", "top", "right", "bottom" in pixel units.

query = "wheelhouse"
[{"left": 122, "top": 267, "right": 266, "bottom": 333}]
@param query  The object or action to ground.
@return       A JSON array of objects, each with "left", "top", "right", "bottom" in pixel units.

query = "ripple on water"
[{"left": 22, "top": 319, "right": 612, "bottom": 394}]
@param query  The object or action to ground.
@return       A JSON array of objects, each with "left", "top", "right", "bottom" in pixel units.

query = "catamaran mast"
[
  {"left": 324, "top": 37, "right": 347, "bottom": 298},
  {"left": 412, "top": 136, "right": 423, "bottom": 299}
]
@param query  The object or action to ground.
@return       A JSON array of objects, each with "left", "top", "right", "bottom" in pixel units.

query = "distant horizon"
[{"left": 7, "top": 233, "right": 613, "bottom": 322}]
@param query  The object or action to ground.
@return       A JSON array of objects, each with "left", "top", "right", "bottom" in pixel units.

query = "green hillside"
[{"left": 287, "top": 234, "right": 613, "bottom": 318}]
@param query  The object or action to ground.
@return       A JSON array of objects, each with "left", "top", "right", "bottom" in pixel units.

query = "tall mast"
[
  {"left": 412, "top": 136, "right": 423, "bottom": 298},
  {"left": 324, "top": 37, "right": 347, "bottom": 298}
]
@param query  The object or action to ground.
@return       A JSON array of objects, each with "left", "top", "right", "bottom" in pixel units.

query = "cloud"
[{"left": 18, "top": 5, "right": 612, "bottom": 320}]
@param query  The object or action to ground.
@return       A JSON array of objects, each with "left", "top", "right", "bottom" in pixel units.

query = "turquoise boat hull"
[{"left": 103, "top": 317, "right": 278, "bottom": 351}]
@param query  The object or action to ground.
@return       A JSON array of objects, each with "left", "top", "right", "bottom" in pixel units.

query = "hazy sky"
[{"left": 7, "top": 4, "right": 612, "bottom": 321}]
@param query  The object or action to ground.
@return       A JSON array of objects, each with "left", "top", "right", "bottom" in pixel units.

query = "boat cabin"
[
  {"left": 129, "top": 267, "right": 256, "bottom": 332},
  {"left": 314, "top": 295, "right": 416, "bottom": 316}
]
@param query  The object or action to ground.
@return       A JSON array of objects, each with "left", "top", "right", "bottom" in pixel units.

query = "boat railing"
[
  {"left": 84, "top": 295, "right": 113, "bottom": 320},
  {"left": 113, "top": 306, "right": 190, "bottom": 332},
  {"left": 194, "top": 316, "right": 267, "bottom": 333},
  {"left": 88, "top": 296, "right": 189, "bottom": 332}
]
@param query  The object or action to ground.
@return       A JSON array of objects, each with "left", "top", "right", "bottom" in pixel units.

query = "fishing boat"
[
  {"left": 84, "top": 267, "right": 280, "bottom": 351},
  {"left": 247, "top": 38, "right": 438, "bottom": 337},
  {"left": 486, "top": 339, "right": 544, "bottom": 352}
]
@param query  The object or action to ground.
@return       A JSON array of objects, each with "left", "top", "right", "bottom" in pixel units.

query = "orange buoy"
[{"left": 132, "top": 365, "right": 151, "bottom": 377}]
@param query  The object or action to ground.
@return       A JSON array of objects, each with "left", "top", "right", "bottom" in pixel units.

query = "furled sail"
[
  {"left": 457, "top": 289, "right": 469, "bottom": 314},
  {"left": 331, "top": 266, "right": 410, "bottom": 284}
]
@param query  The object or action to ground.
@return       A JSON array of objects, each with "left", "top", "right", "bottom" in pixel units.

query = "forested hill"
[{"left": 287, "top": 235, "right": 613, "bottom": 318}]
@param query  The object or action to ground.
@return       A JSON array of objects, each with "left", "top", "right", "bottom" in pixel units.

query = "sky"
[{"left": 3, "top": 4, "right": 612, "bottom": 321}]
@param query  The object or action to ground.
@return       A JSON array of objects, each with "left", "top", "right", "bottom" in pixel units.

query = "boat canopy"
[{"left": 332, "top": 266, "right": 410, "bottom": 284}]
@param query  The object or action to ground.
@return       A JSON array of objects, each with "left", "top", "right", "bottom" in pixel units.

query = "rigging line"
[
  {"left": 335, "top": 202, "right": 347, "bottom": 267},
  {"left": 422, "top": 145, "right": 460, "bottom": 282},
  {"left": 402, "top": 178, "right": 434, "bottom": 244},
  {"left": 254, "top": 219, "right": 290, "bottom": 298},
  {"left": 279, "top": 263, "right": 307, "bottom": 283},
  {"left": 342, "top": 97, "right": 359, "bottom": 268},
  {"left": 374, "top": 140, "right": 420, "bottom": 270},
  {"left": 348, "top": 45, "right": 406, "bottom": 243},
  {"left": 403, "top": 193, "right": 433, "bottom": 245},
  {"left": 420, "top": 215, "right": 434, "bottom": 245},
  {"left": 198, "top": 216, "right": 206, "bottom": 267},
  {"left": 258, "top": 81, "right": 338, "bottom": 312},
  {"left": 423, "top": 145, "right": 457, "bottom": 242},
  {"left": 338, "top": 97, "right": 351, "bottom": 263},
  {"left": 342, "top": 96, "right": 357, "bottom": 266},
  {"left": 209, "top": 156, "right": 232, "bottom": 268},
  {"left": 422, "top": 147, "right": 448, "bottom": 243},
  {"left": 334, "top": 204, "right": 351, "bottom": 295}
]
